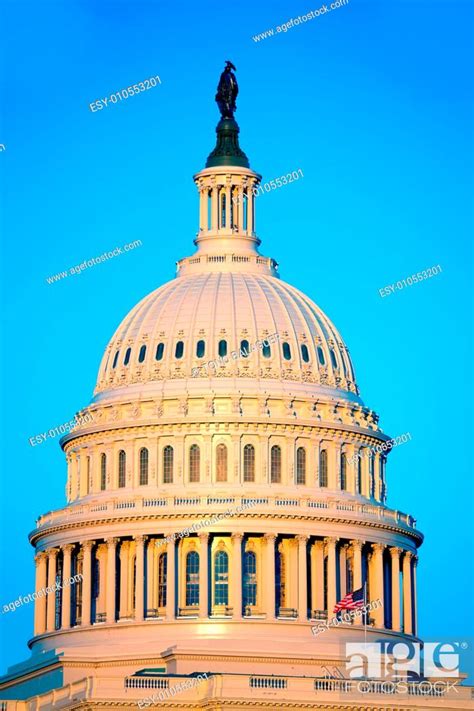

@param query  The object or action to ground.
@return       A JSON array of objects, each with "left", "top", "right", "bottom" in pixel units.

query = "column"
[
  {"left": 350, "top": 540, "right": 364, "bottom": 625},
  {"left": 106, "top": 538, "right": 118, "bottom": 624},
  {"left": 403, "top": 551, "right": 413, "bottom": 634},
  {"left": 166, "top": 538, "right": 176, "bottom": 620},
  {"left": 134, "top": 535, "right": 146, "bottom": 622},
  {"left": 210, "top": 187, "right": 217, "bottom": 230},
  {"left": 238, "top": 187, "right": 244, "bottom": 231},
  {"left": 371, "top": 543, "right": 385, "bottom": 628},
  {"left": 390, "top": 547, "right": 402, "bottom": 632},
  {"left": 34, "top": 551, "right": 48, "bottom": 635},
  {"left": 119, "top": 541, "right": 130, "bottom": 619},
  {"left": 61, "top": 544, "right": 74, "bottom": 629},
  {"left": 198, "top": 533, "right": 209, "bottom": 618},
  {"left": 225, "top": 185, "right": 232, "bottom": 229},
  {"left": 325, "top": 537, "right": 338, "bottom": 618},
  {"left": 264, "top": 534, "right": 276, "bottom": 620},
  {"left": 232, "top": 533, "right": 243, "bottom": 620},
  {"left": 297, "top": 535, "right": 309, "bottom": 621},
  {"left": 329, "top": 446, "right": 341, "bottom": 490},
  {"left": 310, "top": 541, "right": 324, "bottom": 615},
  {"left": 46, "top": 548, "right": 58, "bottom": 632},
  {"left": 199, "top": 187, "right": 207, "bottom": 231},
  {"left": 413, "top": 556, "right": 418, "bottom": 636},
  {"left": 79, "top": 451, "right": 88, "bottom": 497},
  {"left": 247, "top": 185, "right": 254, "bottom": 234},
  {"left": 146, "top": 539, "right": 155, "bottom": 617},
  {"left": 81, "top": 541, "right": 94, "bottom": 626}
]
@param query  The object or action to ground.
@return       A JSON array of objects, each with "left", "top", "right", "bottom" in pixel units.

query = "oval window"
[
  {"left": 124, "top": 348, "right": 131, "bottom": 366},
  {"left": 240, "top": 339, "right": 250, "bottom": 357},
  {"left": 112, "top": 350, "right": 119, "bottom": 369},
  {"left": 138, "top": 345, "right": 147, "bottom": 363},
  {"left": 317, "top": 346, "right": 325, "bottom": 365},
  {"left": 218, "top": 340, "right": 227, "bottom": 358},
  {"left": 175, "top": 341, "right": 184, "bottom": 359},
  {"left": 262, "top": 341, "right": 271, "bottom": 358},
  {"left": 282, "top": 342, "right": 291, "bottom": 361},
  {"left": 330, "top": 349, "right": 338, "bottom": 368},
  {"left": 196, "top": 340, "right": 205, "bottom": 358},
  {"left": 156, "top": 343, "right": 164, "bottom": 361},
  {"left": 301, "top": 344, "right": 310, "bottom": 363}
]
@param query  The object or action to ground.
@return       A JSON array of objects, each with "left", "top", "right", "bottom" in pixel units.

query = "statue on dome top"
[{"left": 215, "top": 60, "right": 238, "bottom": 119}]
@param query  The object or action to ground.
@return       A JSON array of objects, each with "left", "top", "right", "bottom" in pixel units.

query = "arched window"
[
  {"left": 240, "top": 339, "right": 250, "bottom": 358},
  {"left": 155, "top": 343, "right": 164, "bottom": 361},
  {"left": 100, "top": 453, "right": 107, "bottom": 491},
  {"left": 319, "top": 449, "right": 328, "bottom": 487},
  {"left": 139, "top": 447, "right": 149, "bottom": 486},
  {"left": 243, "top": 444, "right": 255, "bottom": 482},
  {"left": 118, "top": 450, "right": 126, "bottom": 488},
  {"left": 296, "top": 447, "right": 306, "bottom": 485},
  {"left": 158, "top": 552, "right": 167, "bottom": 607},
  {"left": 220, "top": 190, "right": 226, "bottom": 228},
  {"left": 138, "top": 345, "right": 147, "bottom": 363},
  {"left": 175, "top": 341, "right": 184, "bottom": 359},
  {"left": 189, "top": 444, "right": 200, "bottom": 482},
  {"left": 214, "top": 551, "right": 229, "bottom": 606},
  {"left": 243, "top": 551, "right": 257, "bottom": 608},
  {"left": 216, "top": 444, "right": 227, "bottom": 482},
  {"left": 317, "top": 346, "right": 325, "bottom": 365},
  {"left": 218, "top": 340, "right": 227, "bottom": 358},
  {"left": 330, "top": 349, "right": 338, "bottom": 368},
  {"left": 270, "top": 445, "right": 281, "bottom": 483},
  {"left": 262, "top": 340, "right": 271, "bottom": 358},
  {"left": 185, "top": 551, "right": 200, "bottom": 606},
  {"left": 282, "top": 342, "right": 291, "bottom": 360},
  {"left": 163, "top": 445, "right": 174, "bottom": 483},
  {"left": 196, "top": 340, "right": 205, "bottom": 358},
  {"left": 380, "top": 456, "right": 386, "bottom": 501},
  {"left": 340, "top": 452, "right": 347, "bottom": 490},
  {"left": 112, "top": 350, "right": 119, "bottom": 369},
  {"left": 301, "top": 344, "right": 310, "bottom": 363},
  {"left": 357, "top": 455, "right": 362, "bottom": 494},
  {"left": 124, "top": 348, "right": 131, "bottom": 366}
]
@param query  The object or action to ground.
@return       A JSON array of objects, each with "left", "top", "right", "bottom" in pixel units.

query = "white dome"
[{"left": 94, "top": 271, "right": 359, "bottom": 403}]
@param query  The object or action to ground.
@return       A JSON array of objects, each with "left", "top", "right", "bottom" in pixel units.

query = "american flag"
[{"left": 333, "top": 586, "right": 365, "bottom": 613}]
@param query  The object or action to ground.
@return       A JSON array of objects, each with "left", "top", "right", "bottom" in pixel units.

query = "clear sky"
[{"left": 1, "top": 0, "right": 473, "bottom": 680}]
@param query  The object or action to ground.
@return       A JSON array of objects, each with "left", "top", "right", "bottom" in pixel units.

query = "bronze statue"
[{"left": 215, "top": 61, "right": 238, "bottom": 119}]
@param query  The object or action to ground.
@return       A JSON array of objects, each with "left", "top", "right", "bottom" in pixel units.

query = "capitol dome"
[{"left": 94, "top": 270, "right": 360, "bottom": 404}]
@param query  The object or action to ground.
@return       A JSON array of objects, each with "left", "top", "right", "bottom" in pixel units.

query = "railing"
[
  {"left": 250, "top": 677, "right": 288, "bottom": 689},
  {"left": 125, "top": 677, "right": 169, "bottom": 689},
  {"left": 35, "top": 496, "right": 417, "bottom": 534}
]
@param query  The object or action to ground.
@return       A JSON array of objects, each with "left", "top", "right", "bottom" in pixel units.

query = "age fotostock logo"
[{"left": 346, "top": 641, "right": 464, "bottom": 679}]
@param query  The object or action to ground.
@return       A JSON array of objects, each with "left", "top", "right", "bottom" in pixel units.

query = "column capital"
[
  {"left": 263, "top": 533, "right": 277, "bottom": 544},
  {"left": 231, "top": 532, "right": 243, "bottom": 544},
  {"left": 312, "top": 539, "right": 325, "bottom": 552},
  {"left": 403, "top": 550, "right": 414, "bottom": 562},
  {"left": 106, "top": 537, "right": 119, "bottom": 548},
  {"left": 296, "top": 534, "right": 309, "bottom": 545},
  {"left": 324, "top": 536, "right": 338, "bottom": 552},
  {"left": 371, "top": 542, "right": 385, "bottom": 555},
  {"left": 412, "top": 555, "right": 419, "bottom": 567},
  {"left": 35, "top": 551, "right": 48, "bottom": 565},
  {"left": 46, "top": 547, "right": 59, "bottom": 558},
  {"left": 81, "top": 539, "right": 95, "bottom": 551},
  {"left": 389, "top": 546, "right": 403, "bottom": 559},
  {"left": 198, "top": 531, "right": 210, "bottom": 543},
  {"left": 134, "top": 534, "right": 147, "bottom": 545}
]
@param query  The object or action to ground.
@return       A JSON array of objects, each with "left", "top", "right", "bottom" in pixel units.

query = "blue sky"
[{"left": 1, "top": 0, "right": 473, "bottom": 679}]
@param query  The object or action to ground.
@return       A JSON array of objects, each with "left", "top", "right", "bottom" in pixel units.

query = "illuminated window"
[
  {"left": 216, "top": 444, "right": 227, "bottom": 482},
  {"left": 214, "top": 551, "right": 229, "bottom": 606},
  {"left": 243, "top": 551, "right": 257, "bottom": 608},
  {"left": 189, "top": 444, "right": 200, "bottom": 483},
  {"left": 243, "top": 444, "right": 255, "bottom": 482},
  {"left": 319, "top": 449, "right": 328, "bottom": 487},
  {"left": 139, "top": 448, "right": 149, "bottom": 486},
  {"left": 270, "top": 445, "right": 281, "bottom": 483},
  {"left": 163, "top": 445, "right": 174, "bottom": 483},
  {"left": 100, "top": 453, "right": 106, "bottom": 491},
  {"left": 118, "top": 450, "right": 126, "bottom": 488},
  {"left": 158, "top": 553, "right": 167, "bottom": 607},
  {"left": 185, "top": 551, "right": 199, "bottom": 606},
  {"left": 296, "top": 447, "right": 306, "bottom": 485}
]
